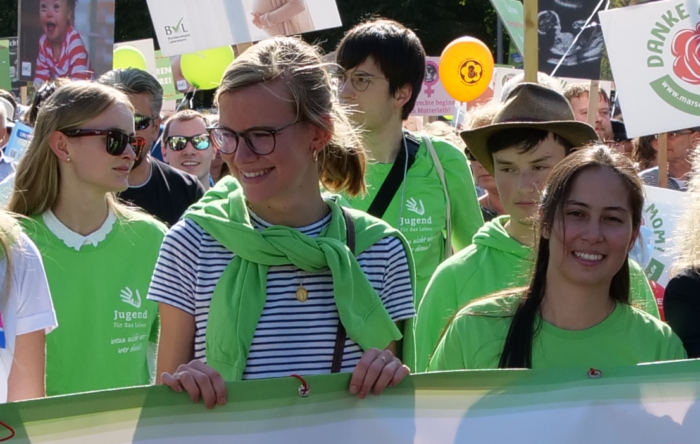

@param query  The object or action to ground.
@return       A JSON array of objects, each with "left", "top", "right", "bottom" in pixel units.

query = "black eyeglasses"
[
  {"left": 332, "top": 71, "right": 386, "bottom": 92},
  {"left": 165, "top": 134, "right": 211, "bottom": 151},
  {"left": 134, "top": 114, "right": 155, "bottom": 131},
  {"left": 60, "top": 129, "right": 146, "bottom": 156},
  {"left": 207, "top": 120, "right": 300, "bottom": 155}
]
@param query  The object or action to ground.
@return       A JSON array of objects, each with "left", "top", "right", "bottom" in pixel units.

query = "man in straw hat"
[{"left": 415, "top": 83, "right": 660, "bottom": 372}]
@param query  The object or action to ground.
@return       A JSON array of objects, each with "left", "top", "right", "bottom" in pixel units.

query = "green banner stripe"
[
  {"left": 3, "top": 360, "right": 699, "bottom": 441},
  {"left": 650, "top": 75, "right": 700, "bottom": 116}
]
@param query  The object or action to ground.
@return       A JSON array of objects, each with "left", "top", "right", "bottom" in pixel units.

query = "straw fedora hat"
[{"left": 460, "top": 82, "right": 599, "bottom": 175}]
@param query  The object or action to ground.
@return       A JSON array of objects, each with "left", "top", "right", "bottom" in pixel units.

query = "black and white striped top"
[{"left": 147, "top": 211, "right": 415, "bottom": 380}]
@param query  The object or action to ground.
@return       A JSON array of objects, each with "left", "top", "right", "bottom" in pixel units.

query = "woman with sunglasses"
[
  {"left": 428, "top": 146, "right": 685, "bottom": 371},
  {"left": 9, "top": 81, "right": 168, "bottom": 396},
  {"left": 161, "top": 110, "right": 216, "bottom": 190},
  {"left": 149, "top": 37, "right": 416, "bottom": 409}
]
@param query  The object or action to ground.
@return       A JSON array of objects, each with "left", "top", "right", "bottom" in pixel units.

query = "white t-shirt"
[{"left": 0, "top": 232, "right": 57, "bottom": 402}]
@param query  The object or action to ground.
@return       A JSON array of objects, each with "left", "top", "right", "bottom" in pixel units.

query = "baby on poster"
[{"left": 34, "top": 0, "right": 93, "bottom": 85}]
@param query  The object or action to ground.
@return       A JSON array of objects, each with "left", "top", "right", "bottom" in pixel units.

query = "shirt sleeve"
[
  {"left": 66, "top": 33, "right": 91, "bottom": 80},
  {"left": 147, "top": 220, "right": 201, "bottom": 315},
  {"left": 13, "top": 233, "right": 57, "bottom": 335},
  {"left": 427, "top": 316, "right": 468, "bottom": 371},
  {"left": 433, "top": 139, "right": 483, "bottom": 253},
  {"left": 665, "top": 271, "right": 700, "bottom": 358},
  {"left": 372, "top": 236, "right": 415, "bottom": 322}
]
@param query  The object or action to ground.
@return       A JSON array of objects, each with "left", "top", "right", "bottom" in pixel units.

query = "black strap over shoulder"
[
  {"left": 331, "top": 207, "right": 356, "bottom": 373},
  {"left": 365, "top": 133, "right": 420, "bottom": 219}
]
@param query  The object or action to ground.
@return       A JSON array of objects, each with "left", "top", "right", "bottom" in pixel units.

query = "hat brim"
[{"left": 460, "top": 121, "right": 600, "bottom": 175}]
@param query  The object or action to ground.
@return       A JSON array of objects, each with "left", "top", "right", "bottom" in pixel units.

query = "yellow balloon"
[{"left": 438, "top": 37, "right": 494, "bottom": 103}]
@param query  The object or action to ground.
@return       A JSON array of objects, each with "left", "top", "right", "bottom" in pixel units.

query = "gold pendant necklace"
[
  {"left": 296, "top": 271, "right": 309, "bottom": 303},
  {"left": 296, "top": 285, "right": 309, "bottom": 303}
]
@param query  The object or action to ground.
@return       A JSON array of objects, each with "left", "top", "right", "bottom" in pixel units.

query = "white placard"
[
  {"left": 147, "top": 0, "right": 342, "bottom": 56},
  {"left": 600, "top": 0, "right": 700, "bottom": 137},
  {"left": 491, "top": 67, "right": 614, "bottom": 101}
]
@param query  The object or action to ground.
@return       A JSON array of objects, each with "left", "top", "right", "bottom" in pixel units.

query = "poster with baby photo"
[
  {"left": 538, "top": 0, "right": 609, "bottom": 79},
  {"left": 18, "top": 0, "right": 116, "bottom": 86},
  {"left": 147, "top": 0, "right": 342, "bottom": 56}
]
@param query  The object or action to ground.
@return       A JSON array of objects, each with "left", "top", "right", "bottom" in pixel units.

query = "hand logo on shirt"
[
  {"left": 120, "top": 287, "right": 142, "bottom": 309},
  {"left": 406, "top": 198, "right": 426, "bottom": 216}
]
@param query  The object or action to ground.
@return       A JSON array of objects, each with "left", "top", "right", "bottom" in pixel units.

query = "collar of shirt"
[{"left": 42, "top": 209, "right": 116, "bottom": 251}]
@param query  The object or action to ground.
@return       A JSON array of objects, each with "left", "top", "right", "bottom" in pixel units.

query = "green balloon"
[
  {"left": 180, "top": 46, "right": 235, "bottom": 90},
  {"left": 113, "top": 46, "right": 148, "bottom": 71}
]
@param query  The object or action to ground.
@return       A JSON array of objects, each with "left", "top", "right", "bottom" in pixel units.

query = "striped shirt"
[
  {"left": 148, "top": 212, "right": 415, "bottom": 380},
  {"left": 639, "top": 167, "right": 687, "bottom": 191},
  {"left": 34, "top": 26, "right": 93, "bottom": 85}
]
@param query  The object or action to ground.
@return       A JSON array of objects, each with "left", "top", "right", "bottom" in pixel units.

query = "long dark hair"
[{"left": 498, "top": 145, "right": 644, "bottom": 369}]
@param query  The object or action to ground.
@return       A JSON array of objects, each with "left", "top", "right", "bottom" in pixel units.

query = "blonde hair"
[
  {"left": 422, "top": 121, "right": 464, "bottom": 150},
  {"left": 466, "top": 101, "right": 502, "bottom": 130},
  {"left": 9, "top": 81, "right": 135, "bottom": 216},
  {"left": 673, "top": 147, "right": 700, "bottom": 274},
  {"left": 563, "top": 82, "right": 610, "bottom": 104},
  {"left": 215, "top": 36, "right": 366, "bottom": 196}
]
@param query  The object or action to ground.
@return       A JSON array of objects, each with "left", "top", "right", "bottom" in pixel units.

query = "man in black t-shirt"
[{"left": 97, "top": 69, "right": 205, "bottom": 226}]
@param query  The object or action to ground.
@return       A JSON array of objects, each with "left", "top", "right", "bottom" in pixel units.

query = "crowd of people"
[{"left": 0, "top": 18, "right": 697, "bottom": 410}]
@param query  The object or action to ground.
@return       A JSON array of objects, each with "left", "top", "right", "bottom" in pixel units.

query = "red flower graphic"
[{"left": 672, "top": 22, "right": 700, "bottom": 85}]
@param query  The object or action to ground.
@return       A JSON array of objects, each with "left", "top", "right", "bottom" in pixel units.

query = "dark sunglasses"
[
  {"left": 60, "top": 129, "right": 146, "bottom": 156},
  {"left": 134, "top": 114, "right": 154, "bottom": 131},
  {"left": 165, "top": 134, "right": 211, "bottom": 151}
]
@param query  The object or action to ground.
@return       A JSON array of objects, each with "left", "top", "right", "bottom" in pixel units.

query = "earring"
[
  {"left": 66, "top": 156, "right": 71, "bottom": 162},
  {"left": 312, "top": 150, "right": 318, "bottom": 163}
]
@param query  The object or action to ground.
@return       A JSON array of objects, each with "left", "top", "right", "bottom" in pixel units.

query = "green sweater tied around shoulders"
[{"left": 184, "top": 177, "right": 415, "bottom": 381}]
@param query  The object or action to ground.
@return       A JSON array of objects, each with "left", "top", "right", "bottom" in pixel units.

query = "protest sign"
[
  {"left": 1, "top": 360, "right": 699, "bottom": 442},
  {"left": 538, "top": 0, "right": 608, "bottom": 79},
  {"left": 640, "top": 185, "right": 687, "bottom": 289},
  {"left": 4, "top": 121, "right": 33, "bottom": 162},
  {"left": 0, "top": 40, "right": 11, "bottom": 91},
  {"left": 147, "top": 0, "right": 342, "bottom": 56},
  {"left": 600, "top": 0, "right": 700, "bottom": 137},
  {"left": 491, "top": 66, "right": 613, "bottom": 101},
  {"left": 155, "top": 50, "right": 184, "bottom": 102},
  {"left": 18, "top": 0, "right": 115, "bottom": 85},
  {"left": 412, "top": 57, "right": 461, "bottom": 116},
  {"left": 490, "top": 0, "right": 525, "bottom": 55},
  {"left": 114, "top": 39, "right": 158, "bottom": 79}
]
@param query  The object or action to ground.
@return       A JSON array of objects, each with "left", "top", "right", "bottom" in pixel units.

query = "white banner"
[
  {"left": 640, "top": 185, "right": 688, "bottom": 288},
  {"left": 492, "top": 67, "right": 613, "bottom": 101},
  {"left": 147, "top": 0, "right": 342, "bottom": 56},
  {"left": 600, "top": 0, "right": 700, "bottom": 137}
]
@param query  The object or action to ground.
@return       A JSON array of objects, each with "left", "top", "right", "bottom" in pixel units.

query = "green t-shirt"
[
  {"left": 428, "top": 294, "right": 686, "bottom": 371},
  {"left": 21, "top": 212, "right": 167, "bottom": 396},
  {"left": 343, "top": 134, "right": 483, "bottom": 369},
  {"left": 344, "top": 133, "right": 483, "bottom": 303},
  {"left": 415, "top": 216, "right": 660, "bottom": 372}
]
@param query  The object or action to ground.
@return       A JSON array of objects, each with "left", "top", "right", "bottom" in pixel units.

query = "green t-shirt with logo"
[
  {"left": 415, "top": 215, "right": 660, "bottom": 372},
  {"left": 21, "top": 212, "right": 167, "bottom": 396},
  {"left": 343, "top": 134, "right": 483, "bottom": 369},
  {"left": 428, "top": 294, "right": 686, "bottom": 371}
]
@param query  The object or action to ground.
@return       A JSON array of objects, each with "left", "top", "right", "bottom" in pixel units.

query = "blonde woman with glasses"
[
  {"left": 9, "top": 81, "right": 167, "bottom": 396},
  {"left": 149, "top": 37, "right": 416, "bottom": 409}
]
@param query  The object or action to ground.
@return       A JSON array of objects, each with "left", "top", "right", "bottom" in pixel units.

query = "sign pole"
[
  {"left": 20, "top": 85, "right": 27, "bottom": 106},
  {"left": 523, "top": 0, "right": 538, "bottom": 83},
  {"left": 587, "top": 80, "right": 600, "bottom": 131},
  {"left": 657, "top": 133, "right": 668, "bottom": 189}
]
